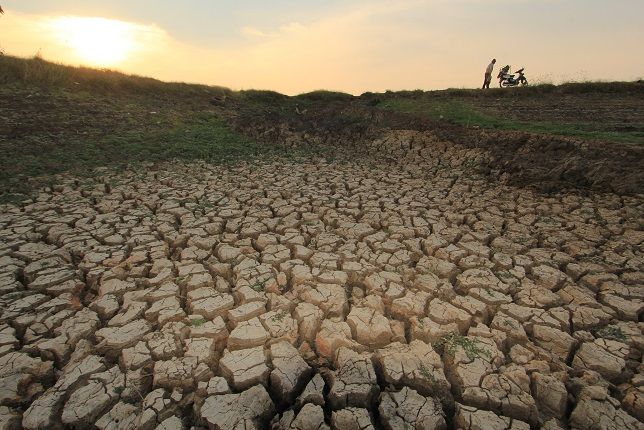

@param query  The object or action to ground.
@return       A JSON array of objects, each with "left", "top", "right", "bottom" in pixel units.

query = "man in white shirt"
[{"left": 483, "top": 59, "right": 496, "bottom": 89}]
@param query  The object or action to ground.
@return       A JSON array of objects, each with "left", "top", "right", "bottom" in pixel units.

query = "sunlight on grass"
[
  {"left": 379, "top": 98, "right": 644, "bottom": 145},
  {"left": 0, "top": 112, "right": 324, "bottom": 204}
]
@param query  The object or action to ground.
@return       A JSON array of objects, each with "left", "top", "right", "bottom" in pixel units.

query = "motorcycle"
[{"left": 497, "top": 65, "right": 529, "bottom": 87}]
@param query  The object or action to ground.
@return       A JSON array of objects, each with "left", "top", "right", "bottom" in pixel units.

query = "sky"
[{"left": 1, "top": 0, "right": 643, "bottom": 95}]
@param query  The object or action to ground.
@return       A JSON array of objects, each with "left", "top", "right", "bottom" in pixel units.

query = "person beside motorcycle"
[{"left": 483, "top": 59, "right": 496, "bottom": 89}]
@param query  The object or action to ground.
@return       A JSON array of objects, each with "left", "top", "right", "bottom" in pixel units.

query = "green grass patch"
[
  {"left": 433, "top": 332, "right": 491, "bottom": 361},
  {"left": 0, "top": 55, "right": 231, "bottom": 99},
  {"left": 0, "top": 55, "right": 334, "bottom": 204},
  {"left": 374, "top": 81, "right": 644, "bottom": 99},
  {"left": 418, "top": 363, "right": 436, "bottom": 382},
  {"left": 190, "top": 318, "right": 206, "bottom": 327},
  {"left": 271, "top": 310, "right": 289, "bottom": 322},
  {"left": 378, "top": 98, "right": 644, "bottom": 144},
  {"left": 249, "top": 280, "right": 266, "bottom": 293},
  {"left": 595, "top": 325, "right": 627, "bottom": 341},
  {"left": 0, "top": 112, "right": 294, "bottom": 203}
]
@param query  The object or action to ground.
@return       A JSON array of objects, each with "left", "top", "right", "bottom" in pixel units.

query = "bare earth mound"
[{"left": 229, "top": 94, "right": 644, "bottom": 195}]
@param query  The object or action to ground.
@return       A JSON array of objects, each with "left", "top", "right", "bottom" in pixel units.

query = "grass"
[
  {"left": 0, "top": 54, "right": 231, "bottom": 98},
  {"left": 503, "top": 319, "right": 519, "bottom": 330},
  {"left": 270, "top": 310, "right": 289, "bottom": 322},
  {"left": 239, "top": 89, "right": 289, "bottom": 103},
  {"left": 376, "top": 81, "right": 644, "bottom": 99},
  {"left": 249, "top": 280, "right": 266, "bottom": 292},
  {"left": 0, "top": 55, "right": 332, "bottom": 204},
  {"left": 0, "top": 108, "right": 294, "bottom": 203},
  {"left": 378, "top": 96, "right": 644, "bottom": 145},
  {"left": 190, "top": 318, "right": 206, "bottom": 327},
  {"left": 295, "top": 90, "right": 354, "bottom": 102},
  {"left": 596, "top": 325, "right": 628, "bottom": 341},
  {"left": 433, "top": 332, "right": 491, "bottom": 361},
  {"left": 418, "top": 363, "right": 436, "bottom": 383}
]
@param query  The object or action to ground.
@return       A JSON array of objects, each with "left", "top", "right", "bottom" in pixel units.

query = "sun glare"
[{"left": 49, "top": 17, "right": 137, "bottom": 67}]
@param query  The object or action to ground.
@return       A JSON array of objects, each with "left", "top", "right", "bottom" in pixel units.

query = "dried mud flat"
[{"left": 1, "top": 136, "right": 643, "bottom": 430}]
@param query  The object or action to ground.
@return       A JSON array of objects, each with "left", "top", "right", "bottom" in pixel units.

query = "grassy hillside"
[
  {"left": 0, "top": 56, "right": 303, "bottom": 203},
  {"left": 373, "top": 82, "right": 644, "bottom": 144},
  {"left": 1, "top": 55, "right": 642, "bottom": 203}
]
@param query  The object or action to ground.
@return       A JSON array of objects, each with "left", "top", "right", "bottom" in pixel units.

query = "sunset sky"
[{"left": 2, "top": 0, "right": 643, "bottom": 94}]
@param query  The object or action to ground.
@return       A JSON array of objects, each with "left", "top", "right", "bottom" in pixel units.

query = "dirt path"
[{"left": 1, "top": 141, "right": 642, "bottom": 428}]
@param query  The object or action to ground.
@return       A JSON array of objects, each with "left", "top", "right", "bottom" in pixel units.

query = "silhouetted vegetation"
[{"left": 296, "top": 90, "right": 354, "bottom": 101}]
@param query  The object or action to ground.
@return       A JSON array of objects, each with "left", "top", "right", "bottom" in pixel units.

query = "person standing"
[{"left": 483, "top": 59, "right": 496, "bottom": 89}]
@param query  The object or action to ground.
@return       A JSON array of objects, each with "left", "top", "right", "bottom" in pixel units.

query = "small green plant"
[
  {"left": 192, "top": 199, "right": 215, "bottom": 215},
  {"left": 433, "top": 333, "right": 491, "bottom": 361},
  {"left": 418, "top": 363, "right": 433, "bottom": 380},
  {"left": 113, "top": 386, "right": 125, "bottom": 395},
  {"left": 4, "top": 292, "right": 22, "bottom": 300},
  {"left": 484, "top": 288, "right": 497, "bottom": 298},
  {"left": 302, "top": 220, "right": 316, "bottom": 226},
  {"left": 190, "top": 318, "right": 206, "bottom": 327},
  {"left": 503, "top": 319, "right": 518, "bottom": 330},
  {"left": 539, "top": 216, "right": 559, "bottom": 225},
  {"left": 250, "top": 280, "right": 266, "bottom": 292},
  {"left": 271, "top": 310, "right": 288, "bottom": 322},
  {"left": 590, "top": 210, "right": 608, "bottom": 226},
  {"left": 418, "top": 363, "right": 439, "bottom": 392},
  {"left": 596, "top": 325, "right": 627, "bottom": 341}
]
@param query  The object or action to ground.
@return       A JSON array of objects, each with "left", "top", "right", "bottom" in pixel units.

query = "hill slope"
[{"left": 1, "top": 55, "right": 643, "bottom": 202}]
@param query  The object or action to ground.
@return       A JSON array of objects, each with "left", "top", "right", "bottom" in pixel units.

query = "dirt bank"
[{"left": 227, "top": 97, "right": 644, "bottom": 195}]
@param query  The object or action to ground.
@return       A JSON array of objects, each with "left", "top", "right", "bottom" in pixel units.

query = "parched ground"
[
  {"left": 1, "top": 132, "right": 643, "bottom": 430},
  {"left": 1, "top": 57, "right": 643, "bottom": 429}
]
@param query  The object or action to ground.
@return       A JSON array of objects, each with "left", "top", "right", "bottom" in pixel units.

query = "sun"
[{"left": 50, "top": 17, "right": 137, "bottom": 67}]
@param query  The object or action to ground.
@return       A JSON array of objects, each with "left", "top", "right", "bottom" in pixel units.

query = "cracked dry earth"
[{"left": 1, "top": 140, "right": 643, "bottom": 430}]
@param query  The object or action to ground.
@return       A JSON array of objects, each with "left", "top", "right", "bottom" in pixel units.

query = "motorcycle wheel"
[{"left": 522, "top": 79, "right": 529, "bottom": 86}]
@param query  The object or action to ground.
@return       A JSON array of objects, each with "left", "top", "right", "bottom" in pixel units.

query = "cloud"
[{"left": 240, "top": 26, "right": 268, "bottom": 39}]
